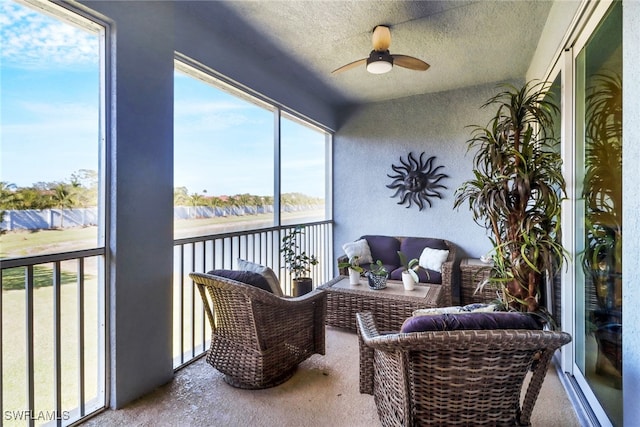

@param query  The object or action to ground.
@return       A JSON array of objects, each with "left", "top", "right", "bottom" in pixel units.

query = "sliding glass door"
[{"left": 574, "top": 2, "right": 622, "bottom": 425}]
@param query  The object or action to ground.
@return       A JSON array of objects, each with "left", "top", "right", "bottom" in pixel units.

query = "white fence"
[
  {"left": 0, "top": 208, "right": 99, "bottom": 231},
  {"left": 1, "top": 204, "right": 323, "bottom": 231}
]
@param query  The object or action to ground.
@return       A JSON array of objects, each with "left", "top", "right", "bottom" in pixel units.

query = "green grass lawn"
[
  {"left": 2, "top": 265, "right": 78, "bottom": 291},
  {"left": 0, "top": 209, "right": 324, "bottom": 257},
  {"left": 0, "top": 227, "right": 99, "bottom": 259},
  {"left": 2, "top": 280, "right": 100, "bottom": 427}
]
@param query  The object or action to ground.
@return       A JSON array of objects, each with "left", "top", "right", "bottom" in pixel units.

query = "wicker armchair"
[
  {"left": 356, "top": 312, "right": 572, "bottom": 426},
  {"left": 190, "top": 272, "right": 327, "bottom": 389}
]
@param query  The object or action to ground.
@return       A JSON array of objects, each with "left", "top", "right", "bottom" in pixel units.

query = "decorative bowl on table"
[{"left": 366, "top": 271, "right": 388, "bottom": 290}]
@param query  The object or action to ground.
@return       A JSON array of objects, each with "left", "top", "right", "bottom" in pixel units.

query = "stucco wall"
[
  {"left": 77, "top": 0, "right": 344, "bottom": 408},
  {"left": 83, "top": 0, "right": 176, "bottom": 408},
  {"left": 333, "top": 81, "right": 521, "bottom": 264}
]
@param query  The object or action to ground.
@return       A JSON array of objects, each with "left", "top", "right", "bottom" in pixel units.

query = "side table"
[{"left": 460, "top": 258, "right": 496, "bottom": 305}]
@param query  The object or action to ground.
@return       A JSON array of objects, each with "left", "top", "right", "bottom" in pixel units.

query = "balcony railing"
[
  {"left": 0, "top": 249, "right": 106, "bottom": 427},
  {"left": 172, "top": 220, "right": 333, "bottom": 369},
  {"left": 0, "top": 220, "right": 334, "bottom": 425}
]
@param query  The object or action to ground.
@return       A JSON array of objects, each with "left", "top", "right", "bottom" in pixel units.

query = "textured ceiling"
[{"left": 180, "top": 1, "right": 554, "bottom": 109}]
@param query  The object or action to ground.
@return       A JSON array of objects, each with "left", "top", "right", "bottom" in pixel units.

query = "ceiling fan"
[{"left": 332, "top": 25, "right": 430, "bottom": 75}]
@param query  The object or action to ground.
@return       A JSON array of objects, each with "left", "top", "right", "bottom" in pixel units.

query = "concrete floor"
[{"left": 81, "top": 327, "right": 581, "bottom": 427}]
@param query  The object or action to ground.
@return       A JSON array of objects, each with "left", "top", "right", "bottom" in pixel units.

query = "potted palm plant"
[
  {"left": 454, "top": 81, "right": 566, "bottom": 316},
  {"left": 281, "top": 225, "right": 318, "bottom": 296}
]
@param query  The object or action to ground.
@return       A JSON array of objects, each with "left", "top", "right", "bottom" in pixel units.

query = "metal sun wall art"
[{"left": 386, "top": 152, "right": 448, "bottom": 211}]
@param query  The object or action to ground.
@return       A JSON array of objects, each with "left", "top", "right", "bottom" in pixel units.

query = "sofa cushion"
[
  {"left": 207, "top": 269, "right": 273, "bottom": 293},
  {"left": 237, "top": 258, "right": 283, "bottom": 296},
  {"left": 400, "top": 312, "right": 542, "bottom": 333},
  {"left": 342, "top": 238, "right": 373, "bottom": 265},
  {"left": 400, "top": 237, "right": 449, "bottom": 261},
  {"left": 419, "top": 247, "right": 450, "bottom": 273},
  {"left": 390, "top": 267, "right": 442, "bottom": 284},
  {"left": 362, "top": 235, "right": 401, "bottom": 267}
]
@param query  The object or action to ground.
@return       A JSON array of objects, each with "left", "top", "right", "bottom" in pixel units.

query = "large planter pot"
[
  {"left": 293, "top": 277, "right": 313, "bottom": 296},
  {"left": 366, "top": 272, "right": 388, "bottom": 290},
  {"left": 348, "top": 268, "right": 361, "bottom": 285},
  {"left": 401, "top": 271, "right": 416, "bottom": 291}
]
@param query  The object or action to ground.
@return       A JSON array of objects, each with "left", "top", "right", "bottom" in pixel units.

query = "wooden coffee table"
[{"left": 319, "top": 276, "right": 444, "bottom": 331}]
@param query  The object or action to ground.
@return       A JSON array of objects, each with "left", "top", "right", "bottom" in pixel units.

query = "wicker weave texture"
[
  {"left": 190, "top": 272, "right": 327, "bottom": 389},
  {"left": 322, "top": 278, "right": 443, "bottom": 332},
  {"left": 356, "top": 312, "right": 571, "bottom": 426},
  {"left": 337, "top": 238, "right": 458, "bottom": 306},
  {"left": 460, "top": 259, "right": 496, "bottom": 306}
]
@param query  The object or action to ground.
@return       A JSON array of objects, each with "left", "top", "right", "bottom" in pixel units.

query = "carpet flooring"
[{"left": 81, "top": 327, "right": 580, "bottom": 426}]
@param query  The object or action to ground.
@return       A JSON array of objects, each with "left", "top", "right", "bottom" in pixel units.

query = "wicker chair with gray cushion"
[
  {"left": 356, "top": 311, "right": 572, "bottom": 426},
  {"left": 190, "top": 271, "right": 327, "bottom": 389}
]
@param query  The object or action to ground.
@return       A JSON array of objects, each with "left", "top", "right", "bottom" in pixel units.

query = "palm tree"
[
  {"left": 52, "top": 182, "right": 78, "bottom": 228},
  {"left": 174, "top": 186, "right": 190, "bottom": 205},
  {"left": 188, "top": 193, "right": 205, "bottom": 218},
  {"left": 0, "top": 182, "right": 18, "bottom": 210}
]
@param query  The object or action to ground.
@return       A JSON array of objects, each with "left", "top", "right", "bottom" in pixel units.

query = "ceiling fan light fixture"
[{"left": 366, "top": 51, "right": 393, "bottom": 74}]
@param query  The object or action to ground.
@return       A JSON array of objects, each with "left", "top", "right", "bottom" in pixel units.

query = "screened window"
[
  {"left": 0, "top": 0, "right": 104, "bottom": 255},
  {"left": 173, "top": 59, "right": 332, "bottom": 238},
  {"left": 280, "top": 113, "right": 328, "bottom": 225},
  {"left": 0, "top": 0, "right": 107, "bottom": 424}
]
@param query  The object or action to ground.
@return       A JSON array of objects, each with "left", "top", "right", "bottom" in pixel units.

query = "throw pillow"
[
  {"left": 237, "top": 258, "right": 283, "bottom": 296},
  {"left": 419, "top": 247, "right": 450, "bottom": 273},
  {"left": 342, "top": 239, "right": 373, "bottom": 265},
  {"left": 207, "top": 269, "right": 273, "bottom": 293},
  {"left": 412, "top": 304, "right": 497, "bottom": 317}
]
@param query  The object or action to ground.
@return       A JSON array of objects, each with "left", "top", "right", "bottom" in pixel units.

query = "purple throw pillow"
[{"left": 207, "top": 269, "right": 273, "bottom": 293}]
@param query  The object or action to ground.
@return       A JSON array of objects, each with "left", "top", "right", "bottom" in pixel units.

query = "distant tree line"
[
  {"left": 0, "top": 170, "right": 99, "bottom": 211},
  {"left": 0, "top": 174, "right": 322, "bottom": 232},
  {"left": 173, "top": 187, "right": 323, "bottom": 210}
]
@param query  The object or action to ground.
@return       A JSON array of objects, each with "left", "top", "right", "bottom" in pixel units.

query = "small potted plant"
[
  {"left": 281, "top": 225, "right": 318, "bottom": 296},
  {"left": 338, "top": 255, "right": 364, "bottom": 285},
  {"left": 366, "top": 260, "right": 389, "bottom": 290},
  {"left": 397, "top": 251, "right": 421, "bottom": 291}
]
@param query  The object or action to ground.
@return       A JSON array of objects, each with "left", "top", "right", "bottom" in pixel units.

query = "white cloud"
[{"left": 0, "top": 1, "right": 99, "bottom": 69}]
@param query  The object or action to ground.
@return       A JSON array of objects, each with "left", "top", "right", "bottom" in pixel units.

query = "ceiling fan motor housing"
[{"left": 366, "top": 50, "right": 394, "bottom": 74}]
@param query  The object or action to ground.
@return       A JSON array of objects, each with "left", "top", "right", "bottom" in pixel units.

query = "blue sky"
[
  {"left": 1, "top": 0, "right": 100, "bottom": 188},
  {"left": 1, "top": 0, "right": 326, "bottom": 198}
]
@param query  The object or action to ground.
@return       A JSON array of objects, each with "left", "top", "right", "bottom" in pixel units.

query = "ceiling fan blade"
[
  {"left": 331, "top": 58, "right": 367, "bottom": 74},
  {"left": 392, "top": 54, "right": 430, "bottom": 71},
  {"left": 372, "top": 25, "right": 391, "bottom": 51}
]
